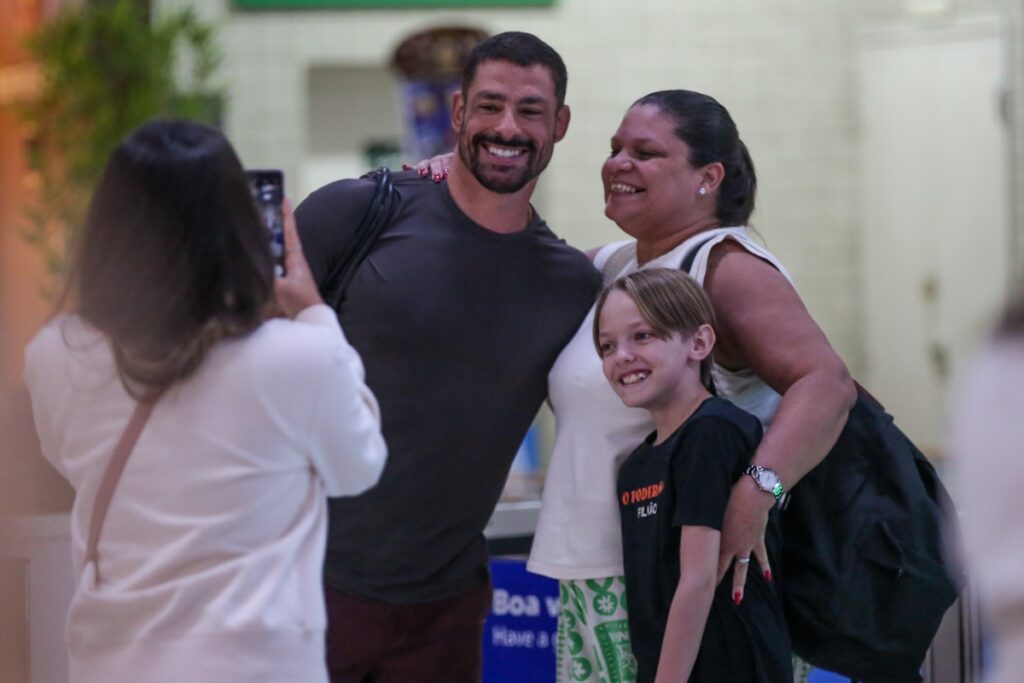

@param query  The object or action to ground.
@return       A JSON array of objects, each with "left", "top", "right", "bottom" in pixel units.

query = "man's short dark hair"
[{"left": 461, "top": 31, "right": 567, "bottom": 106}]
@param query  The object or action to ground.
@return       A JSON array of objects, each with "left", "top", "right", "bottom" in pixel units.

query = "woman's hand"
[
  {"left": 274, "top": 198, "right": 324, "bottom": 318},
  {"left": 403, "top": 152, "right": 453, "bottom": 183},
  {"left": 717, "top": 477, "right": 774, "bottom": 603}
]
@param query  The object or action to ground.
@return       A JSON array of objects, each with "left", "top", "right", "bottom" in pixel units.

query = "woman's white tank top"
[{"left": 526, "top": 227, "right": 793, "bottom": 580}]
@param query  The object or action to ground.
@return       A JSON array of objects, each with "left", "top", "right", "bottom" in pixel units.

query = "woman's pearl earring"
[{"left": 698, "top": 186, "right": 707, "bottom": 196}]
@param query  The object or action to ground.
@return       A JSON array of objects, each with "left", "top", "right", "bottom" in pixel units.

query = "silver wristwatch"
[{"left": 744, "top": 465, "right": 784, "bottom": 501}]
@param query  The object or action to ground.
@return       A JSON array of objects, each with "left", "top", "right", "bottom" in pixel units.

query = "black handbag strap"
[
  {"left": 679, "top": 235, "right": 716, "bottom": 276},
  {"left": 325, "top": 167, "right": 401, "bottom": 312},
  {"left": 680, "top": 234, "right": 720, "bottom": 395}
]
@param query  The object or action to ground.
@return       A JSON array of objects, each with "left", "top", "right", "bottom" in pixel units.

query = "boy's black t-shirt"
[{"left": 617, "top": 397, "right": 792, "bottom": 683}]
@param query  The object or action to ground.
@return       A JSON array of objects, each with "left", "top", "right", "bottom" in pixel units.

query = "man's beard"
[{"left": 458, "top": 132, "right": 547, "bottom": 194}]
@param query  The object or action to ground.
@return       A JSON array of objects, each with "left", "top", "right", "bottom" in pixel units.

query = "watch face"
[
  {"left": 757, "top": 469, "right": 780, "bottom": 489},
  {"left": 746, "top": 465, "right": 782, "bottom": 499}
]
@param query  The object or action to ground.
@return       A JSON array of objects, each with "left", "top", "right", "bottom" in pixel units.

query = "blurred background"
[
  {"left": 1, "top": 0, "right": 1020, "bottom": 680},
  {"left": 5, "top": 0, "right": 1022, "bottom": 509}
]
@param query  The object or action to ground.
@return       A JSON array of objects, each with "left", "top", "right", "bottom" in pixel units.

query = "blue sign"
[
  {"left": 483, "top": 558, "right": 558, "bottom": 683},
  {"left": 808, "top": 670, "right": 853, "bottom": 683}
]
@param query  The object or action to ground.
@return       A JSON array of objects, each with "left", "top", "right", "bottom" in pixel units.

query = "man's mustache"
[{"left": 472, "top": 134, "right": 536, "bottom": 153}]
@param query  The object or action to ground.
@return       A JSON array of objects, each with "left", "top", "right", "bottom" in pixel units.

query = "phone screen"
[{"left": 246, "top": 169, "right": 285, "bottom": 277}]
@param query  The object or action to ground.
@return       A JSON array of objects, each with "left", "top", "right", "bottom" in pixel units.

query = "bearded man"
[{"left": 295, "top": 31, "right": 599, "bottom": 683}]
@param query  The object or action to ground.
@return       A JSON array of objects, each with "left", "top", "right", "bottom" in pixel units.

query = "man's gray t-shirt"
[{"left": 295, "top": 171, "right": 600, "bottom": 603}]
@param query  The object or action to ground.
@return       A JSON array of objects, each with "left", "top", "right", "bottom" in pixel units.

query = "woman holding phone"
[{"left": 24, "top": 119, "right": 387, "bottom": 683}]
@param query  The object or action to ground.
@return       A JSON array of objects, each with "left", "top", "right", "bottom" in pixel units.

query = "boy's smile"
[{"left": 620, "top": 370, "right": 650, "bottom": 385}]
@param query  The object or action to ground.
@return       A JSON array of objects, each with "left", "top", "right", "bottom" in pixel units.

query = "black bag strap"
[
  {"left": 679, "top": 235, "right": 719, "bottom": 396},
  {"left": 325, "top": 167, "right": 401, "bottom": 312},
  {"left": 679, "top": 235, "right": 716, "bottom": 276}
]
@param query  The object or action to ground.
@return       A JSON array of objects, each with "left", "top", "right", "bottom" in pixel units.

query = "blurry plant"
[{"left": 18, "top": 0, "right": 220, "bottom": 295}]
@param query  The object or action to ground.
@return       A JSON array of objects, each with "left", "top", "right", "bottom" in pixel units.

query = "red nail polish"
[
  {"left": 733, "top": 592, "right": 742, "bottom": 605},
  {"left": 764, "top": 570, "right": 772, "bottom": 582},
  {"left": 418, "top": 167, "right": 427, "bottom": 177},
  {"left": 433, "top": 173, "right": 442, "bottom": 182}
]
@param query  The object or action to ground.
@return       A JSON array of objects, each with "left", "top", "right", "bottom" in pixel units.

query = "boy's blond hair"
[{"left": 593, "top": 268, "right": 717, "bottom": 389}]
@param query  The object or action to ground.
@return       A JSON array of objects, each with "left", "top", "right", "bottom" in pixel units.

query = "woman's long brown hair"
[{"left": 61, "top": 120, "right": 274, "bottom": 401}]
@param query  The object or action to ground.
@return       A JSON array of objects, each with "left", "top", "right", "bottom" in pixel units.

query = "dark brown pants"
[{"left": 324, "top": 581, "right": 492, "bottom": 683}]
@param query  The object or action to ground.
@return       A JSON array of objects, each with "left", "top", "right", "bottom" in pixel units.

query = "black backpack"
[{"left": 780, "top": 388, "right": 964, "bottom": 682}]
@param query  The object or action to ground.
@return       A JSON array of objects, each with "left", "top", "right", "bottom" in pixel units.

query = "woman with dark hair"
[
  {"left": 525, "top": 91, "right": 854, "bottom": 681},
  {"left": 951, "top": 299, "right": 1024, "bottom": 683},
  {"left": 24, "top": 119, "right": 387, "bottom": 683},
  {"left": 531, "top": 90, "right": 854, "bottom": 681}
]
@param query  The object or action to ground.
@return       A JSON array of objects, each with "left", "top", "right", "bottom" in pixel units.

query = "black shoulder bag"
[
  {"left": 322, "top": 167, "right": 401, "bottom": 313},
  {"left": 780, "top": 388, "right": 963, "bottom": 682}
]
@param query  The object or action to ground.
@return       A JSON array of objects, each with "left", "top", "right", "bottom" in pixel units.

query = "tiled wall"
[{"left": 1008, "top": 1, "right": 1024, "bottom": 280}]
